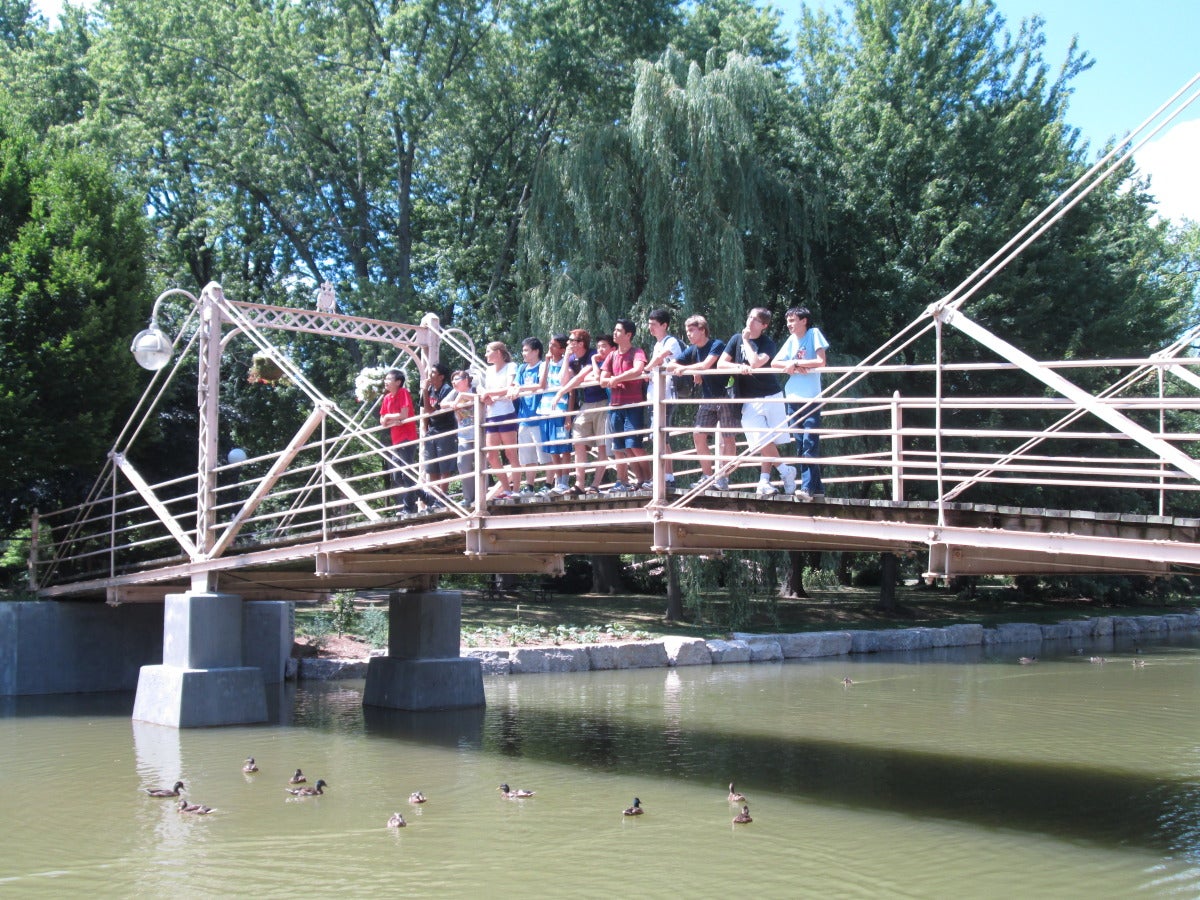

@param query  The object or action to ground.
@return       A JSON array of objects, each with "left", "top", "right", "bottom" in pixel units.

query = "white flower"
[{"left": 354, "top": 366, "right": 390, "bottom": 404}]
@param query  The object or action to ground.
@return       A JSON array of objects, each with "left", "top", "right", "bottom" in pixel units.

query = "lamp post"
[{"left": 131, "top": 283, "right": 226, "bottom": 590}]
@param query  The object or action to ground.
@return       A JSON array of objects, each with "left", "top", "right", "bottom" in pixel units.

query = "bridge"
[{"left": 16, "top": 92, "right": 1200, "bottom": 724}]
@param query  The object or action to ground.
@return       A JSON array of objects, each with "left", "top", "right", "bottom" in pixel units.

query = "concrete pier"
[
  {"left": 363, "top": 589, "right": 484, "bottom": 711},
  {"left": 132, "top": 592, "right": 267, "bottom": 727}
]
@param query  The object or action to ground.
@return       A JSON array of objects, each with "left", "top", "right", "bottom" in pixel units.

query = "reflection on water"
[{"left": 0, "top": 636, "right": 1197, "bottom": 896}]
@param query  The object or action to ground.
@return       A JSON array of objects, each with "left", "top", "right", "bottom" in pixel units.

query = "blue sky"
[{"left": 32, "top": 0, "right": 1198, "bottom": 221}]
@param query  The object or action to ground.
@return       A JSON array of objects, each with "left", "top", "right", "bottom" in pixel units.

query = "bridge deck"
[{"left": 39, "top": 487, "right": 1199, "bottom": 602}]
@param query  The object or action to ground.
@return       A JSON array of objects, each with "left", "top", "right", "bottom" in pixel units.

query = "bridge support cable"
[
  {"left": 936, "top": 308, "right": 1200, "bottom": 485},
  {"left": 939, "top": 325, "right": 1200, "bottom": 503}
]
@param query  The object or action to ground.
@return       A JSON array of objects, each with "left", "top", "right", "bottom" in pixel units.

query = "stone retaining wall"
[{"left": 297, "top": 612, "right": 1200, "bottom": 679}]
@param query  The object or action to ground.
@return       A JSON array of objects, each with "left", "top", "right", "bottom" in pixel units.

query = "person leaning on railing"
[
  {"left": 599, "top": 318, "right": 651, "bottom": 491},
  {"left": 772, "top": 306, "right": 829, "bottom": 501},
  {"left": 665, "top": 314, "right": 737, "bottom": 490},
  {"left": 379, "top": 369, "right": 420, "bottom": 515},
  {"left": 441, "top": 369, "right": 478, "bottom": 506},
  {"left": 719, "top": 307, "right": 798, "bottom": 497},
  {"left": 644, "top": 308, "right": 685, "bottom": 488},
  {"left": 553, "top": 329, "right": 612, "bottom": 495},
  {"left": 478, "top": 341, "right": 519, "bottom": 499},
  {"left": 421, "top": 362, "right": 456, "bottom": 508}
]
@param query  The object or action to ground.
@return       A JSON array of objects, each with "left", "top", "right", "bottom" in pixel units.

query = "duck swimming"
[
  {"left": 177, "top": 799, "right": 215, "bottom": 815},
  {"left": 387, "top": 812, "right": 407, "bottom": 828},
  {"left": 733, "top": 805, "right": 753, "bottom": 824},
  {"left": 727, "top": 783, "right": 747, "bottom": 804},
  {"left": 286, "top": 779, "right": 326, "bottom": 796},
  {"left": 623, "top": 797, "right": 644, "bottom": 816},
  {"left": 289, "top": 769, "right": 306, "bottom": 784},
  {"left": 498, "top": 783, "right": 534, "bottom": 799},
  {"left": 243, "top": 758, "right": 259, "bottom": 773},
  {"left": 145, "top": 781, "right": 185, "bottom": 797},
  {"left": 409, "top": 791, "right": 427, "bottom": 804}
]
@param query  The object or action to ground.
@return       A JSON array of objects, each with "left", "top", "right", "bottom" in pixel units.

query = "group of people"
[{"left": 377, "top": 305, "right": 830, "bottom": 511}]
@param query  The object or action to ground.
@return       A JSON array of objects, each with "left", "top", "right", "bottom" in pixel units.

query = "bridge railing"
[{"left": 30, "top": 353, "right": 1200, "bottom": 590}]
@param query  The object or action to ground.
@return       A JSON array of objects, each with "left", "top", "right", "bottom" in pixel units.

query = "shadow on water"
[
  {"left": 0, "top": 690, "right": 135, "bottom": 719},
  {"left": 478, "top": 702, "right": 1200, "bottom": 857}
]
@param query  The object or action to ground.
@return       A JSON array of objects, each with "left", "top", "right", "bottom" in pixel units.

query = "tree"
[
  {"left": 791, "top": 0, "right": 1185, "bottom": 511},
  {"left": 520, "top": 45, "right": 817, "bottom": 340},
  {"left": 0, "top": 102, "right": 149, "bottom": 532}
]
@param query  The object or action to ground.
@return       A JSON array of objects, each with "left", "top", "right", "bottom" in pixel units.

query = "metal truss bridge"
[
  {"left": 29, "top": 285, "right": 1200, "bottom": 603},
  {"left": 27, "top": 77, "right": 1200, "bottom": 602}
]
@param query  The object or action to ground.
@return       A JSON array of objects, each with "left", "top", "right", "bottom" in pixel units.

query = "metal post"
[
  {"left": 194, "top": 283, "right": 224, "bottom": 591},
  {"left": 891, "top": 390, "right": 904, "bottom": 502},
  {"left": 651, "top": 368, "right": 665, "bottom": 504},
  {"left": 934, "top": 318, "right": 946, "bottom": 527}
]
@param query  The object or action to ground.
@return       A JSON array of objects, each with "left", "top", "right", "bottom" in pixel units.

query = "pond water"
[{"left": 2, "top": 636, "right": 1198, "bottom": 897}]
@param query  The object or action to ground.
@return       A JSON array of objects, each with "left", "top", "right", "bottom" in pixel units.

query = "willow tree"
[{"left": 520, "top": 46, "right": 819, "bottom": 339}]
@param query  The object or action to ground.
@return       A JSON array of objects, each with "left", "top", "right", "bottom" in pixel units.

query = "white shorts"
[
  {"left": 741, "top": 393, "right": 791, "bottom": 449},
  {"left": 517, "top": 421, "right": 549, "bottom": 466}
]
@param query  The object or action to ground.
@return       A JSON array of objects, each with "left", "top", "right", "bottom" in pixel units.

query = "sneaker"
[
  {"left": 607, "top": 482, "right": 632, "bottom": 494},
  {"left": 755, "top": 481, "right": 779, "bottom": 497},
  {"left": 696, "top": 475, "right": 713, "bottom": 490},
  {"left": 793, "top": 488, "right": 813, "bottom": 502},
  {"left": 518, "top": 484, "right": 535, "bottom": 496},
  {"left": 715, "top": 477, "right": 730, "bottom": 491},
  {"left": 549, "top": 483, "right": 569, "bottom": 496},
  {"left": 639, "top": 481, "right": 653, "bottom": 491},
  {"left": 778, "top": 464, "right": 797, "bottom": 494}
]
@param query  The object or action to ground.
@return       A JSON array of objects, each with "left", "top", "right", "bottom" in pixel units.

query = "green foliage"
[
  {"left": 298, "top": 612, "right": 333, "bottom": 650},
  {"left": 360, "top": 605, "right": 389, "bottom": 649},
  {"left": 0, "top": 101, "right": 149, "bottom": 532},
  {"left": 804, "top": 566, "right": 842, "bottom": 591},
  {"left": 329, "top": 590, "right": 358, "bottom": 636},
  {"left": 521, "top": 46, "right": 817, "bottom": 339}
]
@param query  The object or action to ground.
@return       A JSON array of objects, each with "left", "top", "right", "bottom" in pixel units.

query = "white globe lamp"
[{"left": 130, "top": 325, "right": 173, "bottom": 371}]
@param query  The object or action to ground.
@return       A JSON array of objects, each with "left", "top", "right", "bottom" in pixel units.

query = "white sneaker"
[
  {"left": 778, "top": 464, "right": 796, "bottom": 494},
  {"left": 756, "top": 481, "right": 779, "bottom": 497},
  {"left": 715, "top": 477, "right": 730, "bottom": 491},
  {"left": 793, "top": 488, "right": 813, "bottom": 502},
  {"left": 549, "top": 483, "right": 569, "bottom": 496}
]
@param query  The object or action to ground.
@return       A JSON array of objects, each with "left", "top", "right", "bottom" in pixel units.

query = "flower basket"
[
  {"left": 355, "top": 366, "right": 391, "bottom": 404},
  {"left": 248, "top": 352, "right": 285, "bottom": 385}
]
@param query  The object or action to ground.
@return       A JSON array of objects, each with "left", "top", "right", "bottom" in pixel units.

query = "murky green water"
[{"left": 2, "top": 637, "right": 1198, "bottom": 897}]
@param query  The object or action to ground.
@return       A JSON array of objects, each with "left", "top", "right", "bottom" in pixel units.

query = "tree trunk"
[
  {"left": 783, "top": 550, "right": 808, "bottom": 598},
  {"left": 590, "top": 555, "right": 622, "bottom": 594},
  {"left": 664, "top": 555, "right": 683, "bottom": 622},
  {"left": 878, "top": 552, "right": 898, "bottom": 611}
]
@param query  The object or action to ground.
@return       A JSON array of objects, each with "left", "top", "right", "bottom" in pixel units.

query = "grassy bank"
[{"left": 296, "top": 584, "right": 1197, "bottom": 651}]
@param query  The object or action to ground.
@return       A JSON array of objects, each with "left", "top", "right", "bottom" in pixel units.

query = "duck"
[
  {"left": 286, "top": 778, "right": 327, "bottom": 796},
  {"left": 145, "top": 781, "right": 185, "bottom": 797},
  {"left": 177, "top": 798, "right": 215, "bottom": 815},
  {"left": 387, "top": 812, "right": 407, "bottom": 828},
  {"left": 289, "top": 768, "right": 307, "bottom": 785},
  {"left": 727, "top": 783, "right": 747, "bottom": 804},
  {"left": 623, "top": 797, "right": 644, "bottom": 816},
  {"left": 242, "top": 758, "right": 259, "bottom": 774},
  {"left": 408, "top": 791, "right": 427, "bottom": 804},
  {"left": 1132, "top": 658, "right": 1146, "bottom": 668},
  {"left": 1018, "top": 656, "right": 1037, "bottom": 665},
  {"left": 841, "top": 677, "right": 854, "bottom": 686},
  {"left": 733, "top": 804, "right": 753, "bottom": 824},
  {"left": 1089, "top": 656, "right": 1108, "bottom": 664},
  {"left": 498, "top": 783, "right": 534, "bottom": 799}
]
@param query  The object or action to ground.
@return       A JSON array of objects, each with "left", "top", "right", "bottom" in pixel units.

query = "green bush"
[{"left": 361, "top": 605, "right": 388, "bottom": 649}]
